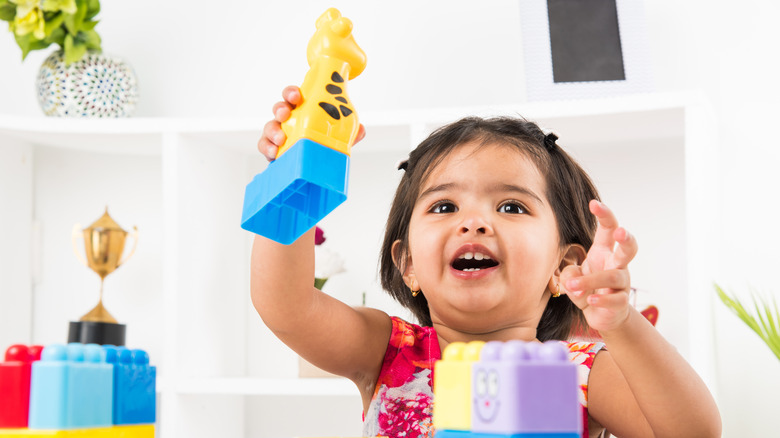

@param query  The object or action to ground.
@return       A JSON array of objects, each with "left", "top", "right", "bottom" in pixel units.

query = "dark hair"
[{"left": 379, "top": 116, "right": 600, "bottom": 342}]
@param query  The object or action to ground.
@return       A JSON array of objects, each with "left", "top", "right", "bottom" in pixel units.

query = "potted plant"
[
  {"left": 0, "top": 0, "right": 138, "bottom": 117},
  {"left": 0, "top": 0, "right": 101, "bottom": 64},
  {"left": 715, "top": 284, "right": 780, "bottom": 362}
]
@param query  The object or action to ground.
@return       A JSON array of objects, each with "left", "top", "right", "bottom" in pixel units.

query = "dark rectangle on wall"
[{"left": 547, "top": 0, "right": 626, "bottom": 83}]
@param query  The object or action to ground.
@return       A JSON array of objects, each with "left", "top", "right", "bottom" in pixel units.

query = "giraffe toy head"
[{"left": 307, "top": 8, "right": 367, "bottom": 79}]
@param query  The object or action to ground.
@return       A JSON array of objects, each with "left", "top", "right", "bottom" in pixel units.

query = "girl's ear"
[
  {"left": 559, "top": 243, "right": 587, "bottom": 272},
  {"left": 391, "top": 239, "right": 416, "bottom": 287},
  {"left": 548, "top": 244, "right": 586, "bottom": 293}
]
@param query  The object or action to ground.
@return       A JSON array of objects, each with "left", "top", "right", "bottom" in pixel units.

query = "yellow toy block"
[
  {"left": 111, "top": 425, "right": 153, "bottom": 438},
  {"left": 277, "top": 7, "right": 367, "bottom": 158},
  {"left": 0, "top": 428, "right": 112, "bottom": 437},
  {"left": 432, "top": 341, "right": 485, "bottom": 432},
  {"left": 0, "top": 425, "right": 153, "bottom": 438}
]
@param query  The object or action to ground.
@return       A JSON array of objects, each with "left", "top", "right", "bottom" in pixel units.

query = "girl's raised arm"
[
  {"left": 250, "top": 86, "right": 388, "bottom": 408},
  {"left": 562, "top": 201, "right": 721, "bottom": 437}
]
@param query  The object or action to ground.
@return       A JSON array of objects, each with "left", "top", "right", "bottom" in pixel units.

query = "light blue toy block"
[
  {"left": 435, "top": 430, "right": 473, "bottom": 438},
  {"left": 29, "top": 343, "right": 113, "bottom": 429},
  {"left": 468, "top": 433, "right": 579, "bottom": 438},
  {"left": 241, "top": 139, "right": 349, "bottom": 244},
  {"left": 104, "top": 346, "right": 156, "bottom": 425}
]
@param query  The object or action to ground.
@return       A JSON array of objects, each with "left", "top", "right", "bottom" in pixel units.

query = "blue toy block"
[
  {"left": 471, "top": 341, "right": 580, "bottom": 436},
  {"left": 104, "top": 347, "right": 156, "bottom": 425},
  {"left": 468, "top": 433, "right": 579, "bottom": 438},
  {"left": 241, "top": 138, "right": 349, "bottom": 245},
  {"left": 434, "top": 430, "right": 472, "bottom": 438},
  {"left": 28, "top": 343, "right": 113, "bottom": 429}
]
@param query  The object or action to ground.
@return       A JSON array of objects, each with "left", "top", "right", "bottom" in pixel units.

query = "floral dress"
[{"left": 362, "top": 317, "right": 604, "bottom": 438}]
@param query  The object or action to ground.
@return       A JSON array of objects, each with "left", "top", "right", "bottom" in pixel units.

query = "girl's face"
[{"left": 400, "top": 141, "right": 565, "bottom": 335}]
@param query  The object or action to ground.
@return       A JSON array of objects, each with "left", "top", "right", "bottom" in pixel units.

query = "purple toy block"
[{"left": 471, "top": 340, "right": 581, "bottom": 436}]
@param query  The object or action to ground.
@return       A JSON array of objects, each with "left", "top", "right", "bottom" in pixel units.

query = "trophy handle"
[
  {"left": 118, "top": 226, "right": 139, "bottom": 268},
  {"left": 71, "top": 224, "right": 89, "bottom": 267}
]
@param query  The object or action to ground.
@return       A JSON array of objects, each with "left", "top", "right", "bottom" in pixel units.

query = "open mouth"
[{"left": 451, "top": 251, "right": 500, "bottom": 272}]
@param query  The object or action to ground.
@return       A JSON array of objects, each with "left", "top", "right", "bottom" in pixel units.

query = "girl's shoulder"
[
  {"left": 565, "top": 340, "right": 606, "bottom": 369},
  {"left": 383, "top": 317, "right": 441, "bottom": 369}
]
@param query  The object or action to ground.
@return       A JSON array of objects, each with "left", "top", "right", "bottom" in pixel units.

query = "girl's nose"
[{"left": 458, "top": 213, "right": 492, "bottom": 235}]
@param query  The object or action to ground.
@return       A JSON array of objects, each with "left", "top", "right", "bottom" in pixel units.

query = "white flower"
[{"left": 314, "top": 245, "right": 346, "bottom": 279}]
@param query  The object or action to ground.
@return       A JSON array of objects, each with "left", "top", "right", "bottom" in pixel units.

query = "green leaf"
[
  {"left": 63, "top": 33, "right": 87, "bottom": 64},
  {"left": 44, "top": 26, "right": 65, "bottom": 45},
  {"left": 0, "top": 1, "right": 16, "bottom": 22},
  {"left": 85, "top": 0, "right": 99, "bottom": 21},
  {"left": 43, "top": 11, "right": 65, "bottom": 36},
  {"left": 16, "top": 32, "right": 51, "bottom": 60},
  {"left": 81, "top": 28, "right": 100, "bottom": 50},
  {"left": 81, "top": 19, "right": 97, "bottom": 30},
  {"left": 716, "top": 284, "right": 780, "bottom": 362},
  {"left": 63, "top": 0, "right": 87, "bottom": 35}
]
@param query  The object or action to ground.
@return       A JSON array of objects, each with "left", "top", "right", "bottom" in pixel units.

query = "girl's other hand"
[
  {"left": 560, "top": 200, "right": 638, "bottom": 334},
  {"left": 257, "top": 85, "right": 366, "bottom": 162}
]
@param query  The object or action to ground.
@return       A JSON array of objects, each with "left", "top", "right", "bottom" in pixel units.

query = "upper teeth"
[{"left": 459, "top": 252, "right": 490, "bottom": 260}]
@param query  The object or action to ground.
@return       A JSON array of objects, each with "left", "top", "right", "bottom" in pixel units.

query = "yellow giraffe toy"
[
  {"left": 241, "top": 8, "right": 367, "bottom": 244},
  {"left": 276, "top": 7, "right": 367, "bottom": 157}
]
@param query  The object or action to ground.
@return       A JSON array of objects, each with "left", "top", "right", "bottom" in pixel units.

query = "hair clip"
[
  {"left": 543, "top": 132, "right": 559, "bottom": 151},
  {"left": 396, "top": 159, "right": 409, "bottom": 171}
]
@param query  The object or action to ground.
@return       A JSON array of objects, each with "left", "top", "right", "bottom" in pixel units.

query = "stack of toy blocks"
[
  {"left": 0, "top": 343, "right": 156, "bottom": 438},
  {"left": 433, "top": 340, "right": 581, "bottom": 438}
]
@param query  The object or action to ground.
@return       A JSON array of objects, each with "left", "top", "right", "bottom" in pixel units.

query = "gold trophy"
[{"left": 68, "top": 207, "right": 138, "bottom": 346}]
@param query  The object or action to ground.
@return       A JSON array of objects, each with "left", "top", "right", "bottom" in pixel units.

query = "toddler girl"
[{"left": 251, "top": 86, "right": 721, "bottom": 438}]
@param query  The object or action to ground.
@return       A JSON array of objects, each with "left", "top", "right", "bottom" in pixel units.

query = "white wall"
[{"left": 2, "top": 0, "right": 779, "bottom": 436}]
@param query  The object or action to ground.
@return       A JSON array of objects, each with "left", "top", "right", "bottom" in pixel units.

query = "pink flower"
[{"left": 314, "top": 226, "right": 326, "bottom": 245}]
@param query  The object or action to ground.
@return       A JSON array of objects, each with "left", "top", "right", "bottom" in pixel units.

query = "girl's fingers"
[
  {"left": 565, "top": 269, "right": 630, "bottom": 296},
  {"left": 258, "top": 120, "right": 285, "bottom": 161},
  {"left": 590, "top": 200, "right": 619, "bottom": 250},
  {"left": 560, "top": 264, "right": 590, "bottom": 308},
  {"left": 585, "top": 290, "right": 630, "bottom": 311},
  {"left": 282, "top": 85, "right": 303, "bottom": 107},
  {"left": 272, "top": 101, "right": 293, "bottom": 123},
  {"left": 355, "top": 124, "right": 366, "bottom": 144},
  {"left": 612, "top": 227, "right": 638, "bottom": 270}
]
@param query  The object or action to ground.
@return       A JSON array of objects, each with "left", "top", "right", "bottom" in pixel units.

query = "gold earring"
[
  {"left": 552, "top": 283, "right": 561, "bottom": 298},
  {"left": 412, "top": 290, "right": 420, "bottom": 298},
  {"left": 410, "top": 278, "right": 420, "bottom": 297}
]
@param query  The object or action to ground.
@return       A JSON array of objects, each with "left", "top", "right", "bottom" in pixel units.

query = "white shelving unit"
[{"left": 0, "top": 91, "right": 719, "bottom": 437}]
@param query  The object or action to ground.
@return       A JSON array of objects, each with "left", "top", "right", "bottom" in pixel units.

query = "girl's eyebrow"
[
  {"left": 417, "top": 182, "right": 459, "bottom": 202},
  {"left": 496, "top": 183, "right": 544, "bottom": 206},
  {"left": 417, "top": 182, "right": 544, "bottom": 205}
]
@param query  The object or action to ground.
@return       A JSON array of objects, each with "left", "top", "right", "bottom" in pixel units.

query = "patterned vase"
[{"left": 36, "top": 50, "right": 139, "bottom": 117}]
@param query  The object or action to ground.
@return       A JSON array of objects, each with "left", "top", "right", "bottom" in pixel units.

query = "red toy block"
[{"left": 0, "top": 344, "right": 43, "bottom": 428}]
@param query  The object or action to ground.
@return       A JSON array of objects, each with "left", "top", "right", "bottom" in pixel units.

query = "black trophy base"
[{"left": 68, "top": 321, "right": 126, "bottom": 346}]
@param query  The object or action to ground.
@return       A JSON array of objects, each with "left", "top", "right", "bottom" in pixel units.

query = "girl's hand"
[
  {"left": 561, "top": 200, "right": 638, "bottom": 334},
  {"left": 257, "top": 85, "right": 366, "bottom": 162}
]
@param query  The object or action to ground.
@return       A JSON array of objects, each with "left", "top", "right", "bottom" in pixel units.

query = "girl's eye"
[
  {"left": 430, "top": 201, "right": 458, "bottom": 214},
  {"left": 498, "top": 202, "right": 527, "bottom": 214}
]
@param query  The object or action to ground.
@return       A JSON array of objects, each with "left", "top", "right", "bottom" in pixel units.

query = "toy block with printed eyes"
[
  {"left": 470, "top": 341, "right": 581, "bottom": 438},
  {"left": 103, "top": 347, "right": 156, "bottom": 425},
  {"left": 0, "top": 345, "right": 43, "bottom": 428},
  {"left": 433, "top": 341, "right": 485, "bottom": 436},
  {"left": 28, "top": 343, "right": 114, "bottom": 430},
  {"left": 241, "top": 7, "right": 367, "bottom": 244}
]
